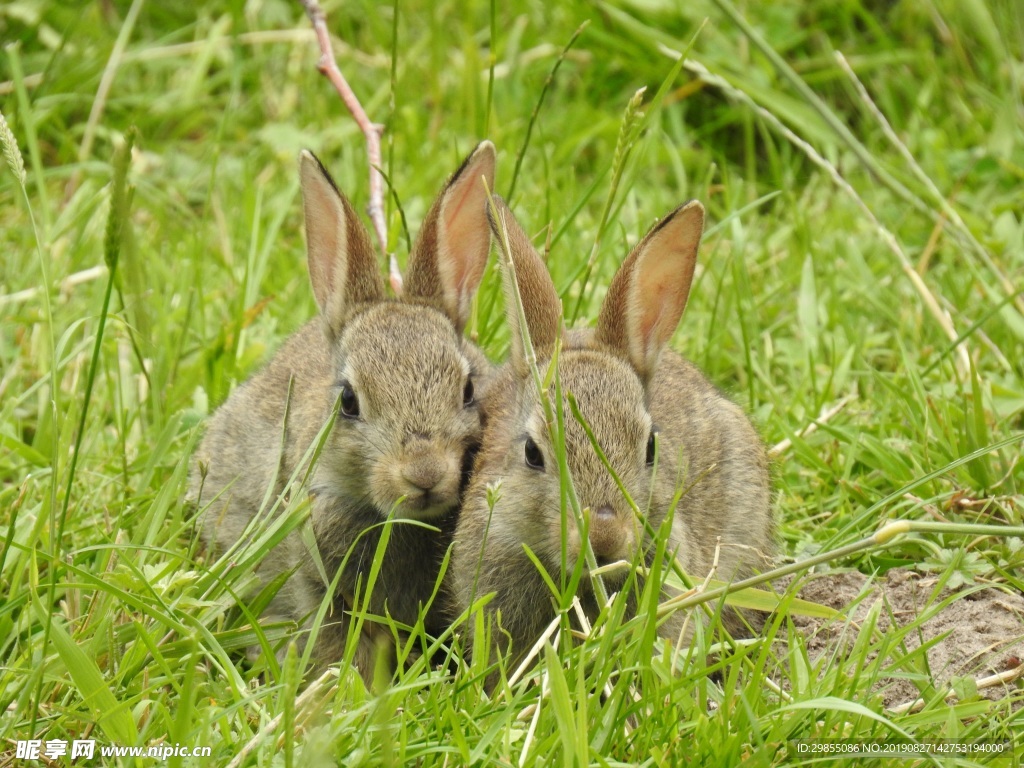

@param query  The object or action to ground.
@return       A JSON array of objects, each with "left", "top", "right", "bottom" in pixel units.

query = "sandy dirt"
[{"left": 784, "top": 569, "right": 1024, "bottom": 709}]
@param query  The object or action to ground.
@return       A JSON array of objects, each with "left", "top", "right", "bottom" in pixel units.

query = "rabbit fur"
[
  {"left": 190, "top": 143, "right": 497, "bottom": 680},
  {"left": 450, "top": 196, "right": 773, "bottom": 672}
]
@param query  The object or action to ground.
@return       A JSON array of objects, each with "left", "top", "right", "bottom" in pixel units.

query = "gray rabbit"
[
  {"left": 190, "top": 143, "right": 496, "bottom": 680},
  {"left": 450, "top": 196, "right": 773, "bottom": 673}
]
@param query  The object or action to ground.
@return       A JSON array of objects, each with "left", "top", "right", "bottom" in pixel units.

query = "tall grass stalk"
[{"left": 31, "top": 129, "right": 136, "bottom": 734}]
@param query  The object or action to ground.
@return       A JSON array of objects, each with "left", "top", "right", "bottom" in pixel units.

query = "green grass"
[{"left": 2, "top": 0, "right": 1023, "bottom": 764}]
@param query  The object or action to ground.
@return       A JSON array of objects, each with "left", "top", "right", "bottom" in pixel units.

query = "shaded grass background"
[{"left": 1, "top": 0, "right": 1023, "bottom": 764}]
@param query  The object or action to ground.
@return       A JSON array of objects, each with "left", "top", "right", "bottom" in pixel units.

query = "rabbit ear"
[
  {"left": 488, "top": 196, "right": 561, "bottom": 378},
  {"left": 595, "top": 201, "right": 704, "bottom": 380},
  {"left": 299, "top": 150, "right": 385, "bottom": 338},
  {"left": 404, "top": 141, "right": 496, "bottom": 332}
]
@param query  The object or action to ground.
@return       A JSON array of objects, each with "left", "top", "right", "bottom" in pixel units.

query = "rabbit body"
[
  {"left": 649, "top": 352, "right": 772, "bottom": 596},
  {"left": 191, "top": 144, "right": 496, "bottom": 677},
  {"left": 450, "top": 198, "right": 772, "bottom": 668}
]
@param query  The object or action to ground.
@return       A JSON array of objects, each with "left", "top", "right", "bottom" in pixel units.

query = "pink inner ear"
[
  {"left": 443, "top": 194, "right": 489, "bottom": 290},
  {"left": 626, "top": 203, "right": 702, "bottom": 371},
  {"left": 438, "top": 170, "right": 491, "bottom": 317},
  {"left": 302, "top": 161, "right": 346, "bottom": 312},
  {"left": 631, "top": 253, "right": 687, "bottom": 359}
]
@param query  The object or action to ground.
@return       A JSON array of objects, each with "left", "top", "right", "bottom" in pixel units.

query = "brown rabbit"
[
  {"left": 450, "top": 196, "right": 772, "bottom": 674},
  {"left": 190, "top": 142, "right": 496, "bottom": 680}
]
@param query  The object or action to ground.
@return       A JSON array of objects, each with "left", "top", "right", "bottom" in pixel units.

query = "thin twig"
[
  {"left": 916, "top": 212, "right": 947, "bottom": 275},
  {"left": 518, "top": 645, "right": 553, "bottom": 767},
  {"left": 0, "top": 265, "right": 107, "bottom": 307},
  {"left": 123, "top": 29, "right": 388, "bottom": 67},
  {"left": 506, "top": 612, "right": 561, "bottom": 692},
  {"left": 570, "top": 595, "right": 618, "bottom": 709},
  {"left": 591, "top": 559, "right": 630, "bottom": 578},
  {"left": 0, "top": 71, "right": 44, "bottom": 96},
  {"left": 762, "top": 674, "right": 795, "bottom": 704},
  {"left": 902, "top": 493, "right": 948, "bottom": 523},
  {"left": 665, "top": 541, "right": 721, "bottom": 671},
  {"left": 886, "top": 663, "right": 1024, "bottom": 715},
  {"left": 298, "top": 0, "right": 399, "bottom": 292},
  {"left": 656, "top": 515, "right": 1024, "bottom": 620},
  {"left": 770, "top": 395, "right": 855, "bottom": 457}
]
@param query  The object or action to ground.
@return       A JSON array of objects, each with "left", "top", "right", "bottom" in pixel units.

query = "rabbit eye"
[
  {"left": 646, "top": 431, "right": 657, "bottom": 466},
  {"left": 463, "top": 377, "right": 475, "bottom": 407},
  {"left": 524, "top": 437, "right": 545, "bottom": 471},
  {"left": 340, "top": 382, "right": 360, "bottom": 419}
]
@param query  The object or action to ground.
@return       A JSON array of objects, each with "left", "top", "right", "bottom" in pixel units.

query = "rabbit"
[
  {"left": 449, "top": 195, "right": 773, "bottom": 675},
  {"left": 189, "top": 141, "right": 497, "bottom": 681}
]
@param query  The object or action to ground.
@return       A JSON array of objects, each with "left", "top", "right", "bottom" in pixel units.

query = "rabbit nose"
[
  {"left": 588, "top": 505, "right": 630, "bottom": 563},
  {"left": 402, "top": 455, "right": 445, "bottom": 492}
]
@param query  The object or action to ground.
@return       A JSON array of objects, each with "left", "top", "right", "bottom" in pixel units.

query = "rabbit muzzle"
[
  {"left": 390, "top": 438, "right": 461, "bottom": 519},
  {"left": 401, "top": 456, "right": 445, "bottom": 492},
  {"left": 587, "top": 504, "right": 636, "bottom": 567},
  {"left": 557, "top": 503, "right": 637, "bottom": 585}
]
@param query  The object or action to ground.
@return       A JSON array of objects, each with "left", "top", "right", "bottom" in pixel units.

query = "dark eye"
[
  {"left": 524, "top": 437, "right": 545, "bottom": 470},
  {"left": 463, "top": 377, "right": 475, "bottom": 407},
  {"left": 340, "top": 382, "right": 360, "bottom": 419},
  {"left": 646, "top": 431, "right": 657, "bottom": 466}
]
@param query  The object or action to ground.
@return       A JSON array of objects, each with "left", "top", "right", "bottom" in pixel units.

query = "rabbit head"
[
  {"left": 298, "top": 143, "right": 496, "bottom": 523},
  {"left": 491, "top": 196, "right": 700, "bottom": 569},
  {"left": 452, "top": 196, "right": 708, "bottom": 658}
]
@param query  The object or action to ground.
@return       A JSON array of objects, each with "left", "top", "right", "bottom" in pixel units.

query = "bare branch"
[
  {"left": 887, "top": 662, "right": 1024, "bottom": 715},
  {"left": 298, "top": 0, "right": 401, "bottom": 292},
  {"left": 0, "top": 264, "right": 108, "bottom": 307}
]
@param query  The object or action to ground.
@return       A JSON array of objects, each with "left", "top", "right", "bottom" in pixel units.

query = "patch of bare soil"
[{"left": 788, "top": 569, "right": 1024, "bottom": 709}]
